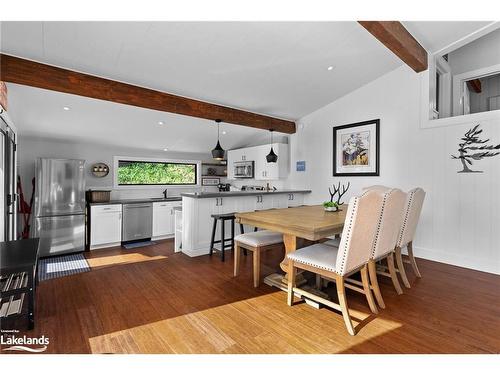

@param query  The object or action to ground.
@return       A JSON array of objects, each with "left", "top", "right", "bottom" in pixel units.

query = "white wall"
[
  {"left": 17, "top": 136, "right": 218, "bottom": 200},
  {"left": 470, "top": 73, "right": 500, "bottom": 113},
  {"left": 286, "top": 65, "right": 500, "bottom": 275},
  {"left": 448, "top": 28, "right": 500, "bottom": 76}
]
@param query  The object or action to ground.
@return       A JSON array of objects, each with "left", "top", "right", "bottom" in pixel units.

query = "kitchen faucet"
[{"left": 162, "top": 188, "right": 168, "bottom": 199}]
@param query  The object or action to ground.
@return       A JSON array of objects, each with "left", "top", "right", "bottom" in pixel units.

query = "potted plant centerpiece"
[
  {"left": 324, "top": 181, "right": 350, "bottom": 212},
  {"left": 323, "top": 201, "right": 339, "bottom": 212}
]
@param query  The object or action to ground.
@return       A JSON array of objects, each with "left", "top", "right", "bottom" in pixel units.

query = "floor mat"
[
  {"left": 122, "top": 241, "right": 157, "bottom": 249},
  {"left": 38, "top": 253, "right": 90, "bottom": 281}
]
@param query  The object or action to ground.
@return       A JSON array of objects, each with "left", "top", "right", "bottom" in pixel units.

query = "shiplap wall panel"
[{"left": 288, "top": 66, "right": 500, "bottom": 274}]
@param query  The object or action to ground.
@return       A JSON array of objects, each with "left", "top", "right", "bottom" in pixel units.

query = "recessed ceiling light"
[
  {"left": 222, "top": 131, "right": 227, "bottom": 135},
  {"left": 63, "top": 106, "right": 70, "bottom": 111},
  {"left": 158, "top": 121, "right": 164, "bottom": 125},
  {"left": 327, "top": 66, "right": 334, "bottom": 71},
  {"left": 163, "top": 148, "right": 168, "bottom": 151}
]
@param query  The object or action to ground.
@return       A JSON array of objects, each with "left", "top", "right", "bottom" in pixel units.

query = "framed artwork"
[
  {"left": 333, "top": 119, "right": 380, "bottom": 176},
  {"left": 202, "top": 177, "right": 220, "bottom": 186}
]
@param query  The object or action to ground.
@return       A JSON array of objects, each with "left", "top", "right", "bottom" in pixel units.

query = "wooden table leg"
[
  {"left": 263, "top": 233, "right": 315, "bottom": 291},
  {"left": 280, "top": 234, "right": 307, "bottom": 285}
]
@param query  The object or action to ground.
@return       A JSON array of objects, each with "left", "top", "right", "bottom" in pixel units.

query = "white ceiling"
[
  {"left": 6, "top": 83, "right": 278, "bottom": 153},
  {"left": 0, "top": 21, "right": 494, "bottom": 153},
  {"left": 402, "top": 21, "right": 493, "bottom": 53},
  {"left": 1, "top": 21, "right": 403, "bottom": 120}
]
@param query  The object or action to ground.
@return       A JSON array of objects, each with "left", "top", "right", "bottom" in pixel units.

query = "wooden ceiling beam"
[
  {"left": 0, "top": 54, "right": 296, "bottom": 134},
  {"left": 467, "top": 79, "right": 482, "bottom": 93},
  {"left": 358, "top": 21, "right": 428, "bottom": 73},
  {"left": 0, "top": 81, "right": 7, "bottom": 110}
]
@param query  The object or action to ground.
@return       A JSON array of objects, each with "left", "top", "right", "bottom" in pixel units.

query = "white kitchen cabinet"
[
  {"left": 272, "top": 193, "right": 289, "bottom": 209},
  {"left": 254, "top": 144, "right": 289, "bottom": 180},
  {"left": 181, "top": 192, "right": 309, "bottom": 257},
  {"left": 90, "top": 204, "right": 122, "bottom": 249},
  {"left": 227, "top": 147, "right": 258, "bottom": 179},
  {"left": 152, "top": 201, "right": 179, "bottom": 238},
  {"left": 228, "top": 143, "right": 289, "bottom": 181},
  {"left": 287, "top": 193, "right": 304, "bottom": 207},
  {"left": 182, "top": 196, "right": 238, "bottom": 256},
  {"left": 255, "top": 194, "right": 274, "bottom": 211}
]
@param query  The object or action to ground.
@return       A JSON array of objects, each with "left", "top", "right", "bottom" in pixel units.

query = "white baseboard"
[
  {"left": 413, "top": 246, "right": 500, "bottom": 275},
  {"left": 181, "top": 247, "right": 210, "bottom": 257},
  {"left": 90, "top": 242, "right": 121, "bottom": 250},
  {"left": 152, "top": 234, "right": 174, "bottom": 241}
]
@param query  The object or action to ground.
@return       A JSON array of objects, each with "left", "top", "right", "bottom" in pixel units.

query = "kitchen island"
[{"left": 180, "top": 190, "right": 311, "bottom": 257}]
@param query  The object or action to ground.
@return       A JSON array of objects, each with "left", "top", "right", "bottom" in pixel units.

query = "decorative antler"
[
  {"left": 329, "top": 184, "right": 338, "bottom": 203},
  {"left": 328, "top": 181, "right": 350, "bottom": 205}
]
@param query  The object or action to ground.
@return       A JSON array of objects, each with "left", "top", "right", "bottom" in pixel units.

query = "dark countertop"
[
  {"left": 88, "top": 197, "right": 182, "bottom": 206},
  {"left": 181, "top": 190, "right": 311, "bottom": 199}
]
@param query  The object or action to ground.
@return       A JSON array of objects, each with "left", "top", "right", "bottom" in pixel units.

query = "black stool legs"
[
  {"left": 209, "top": 214, "right": 238, "bottom": 262},
  {"left": 209, "top": 217, "right": 218, "bottom": 257},
  {"left": 210, "top": 214, "right": 250, "bottom": 261}
]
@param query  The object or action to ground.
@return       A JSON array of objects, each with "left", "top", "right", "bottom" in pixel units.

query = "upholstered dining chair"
[
  {"left": 363, "top": 185, "right": 392, "bottom": 192},
  {"left": 366, "top": 188, "right": 407, "bottom": 308},
  {"left": 286, "top": 190, "right": 384, "bottom": 336},
  {"left": 323, "top": 188, "right": 407, "bottom": 306},
  {"left": 394, "top": 188, "right": 426, "bottom": 288},
  {"left": 234, "top": 230, "right": 284, "bottom": 287}
]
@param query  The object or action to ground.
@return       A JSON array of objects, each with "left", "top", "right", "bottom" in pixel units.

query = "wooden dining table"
[{"left": 235, "top": 205, "right": 347, "bottom": 290}]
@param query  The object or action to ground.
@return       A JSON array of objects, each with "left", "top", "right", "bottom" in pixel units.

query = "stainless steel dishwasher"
[{"left": 122, "top": 203, "right": 153, "bottom": 242}]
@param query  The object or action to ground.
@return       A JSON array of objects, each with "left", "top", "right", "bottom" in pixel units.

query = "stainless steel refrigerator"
[{"left": 34, "top": 158, "right": 86, "bottom": 257}]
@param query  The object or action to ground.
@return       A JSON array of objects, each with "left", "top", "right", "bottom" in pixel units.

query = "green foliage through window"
[{"left": 118, "top": 160, "right": 197, "bottom": 185}]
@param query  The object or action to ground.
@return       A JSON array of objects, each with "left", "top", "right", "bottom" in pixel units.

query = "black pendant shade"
[
  {"left": 266, "top": 129, "right": 278, "bottom": 163},
  {"left": 266, "top": 147, "right": 278, "bottom": 163},
  {"left": 212, "top": 119, "right": 225, "bottom": 160}
]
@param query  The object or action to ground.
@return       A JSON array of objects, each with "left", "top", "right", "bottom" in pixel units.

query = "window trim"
[{"left": 113, "top": 156, "right": 201, "bottom": 189}]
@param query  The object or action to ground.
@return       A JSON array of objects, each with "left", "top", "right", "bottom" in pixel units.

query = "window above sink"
[{"left": 113, "top": 156, "right": 201, "bottom": 188}]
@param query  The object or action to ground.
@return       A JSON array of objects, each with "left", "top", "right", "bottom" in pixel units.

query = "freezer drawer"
[
  {"left": 35, "top": 215, "right": 85, "bottom": 257},
  {"left": 122, "top": 203, "right": 152, "bottom": 242}
]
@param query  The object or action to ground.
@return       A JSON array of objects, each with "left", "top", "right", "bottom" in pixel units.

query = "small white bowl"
[{"left": 324, "top": 206, "right": 338, "bottom": 212}]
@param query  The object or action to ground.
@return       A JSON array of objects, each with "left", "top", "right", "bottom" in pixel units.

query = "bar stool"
[{"left": 209, "top": 213, "right": 248, "bottom": 261}]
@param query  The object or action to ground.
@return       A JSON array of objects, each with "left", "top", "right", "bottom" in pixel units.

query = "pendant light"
[
  {"left": 211, "top": 119, "right": 225, "bottom": 160},
  {"left": 266, "top": 129, "right": 278, "bottom": 163}
]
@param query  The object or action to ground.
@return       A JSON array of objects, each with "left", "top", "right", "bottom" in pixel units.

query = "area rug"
[{"left": 37, "top": 253, "right": 91, "bottom": 281}]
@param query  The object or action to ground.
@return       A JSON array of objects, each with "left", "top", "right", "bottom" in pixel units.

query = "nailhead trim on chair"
[
  {"left": 337, "top": 193, "right": 362, "bottom": 276},
  {"left": 371, "top": 190, "right": 393, "bottom": 258},
  {"left": 398, "top": 189, "right": 415, "bottom": 247},
  {"left": 289, "top": 251, "right": 337, "bottom": 273}
]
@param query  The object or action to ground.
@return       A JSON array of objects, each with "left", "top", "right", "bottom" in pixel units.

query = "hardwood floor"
[{"left": 4, "top": 239, "right": 500, "bottom": 354}]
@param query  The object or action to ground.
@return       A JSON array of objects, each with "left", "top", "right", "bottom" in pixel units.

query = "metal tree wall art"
[
  {"left": 329, "top": 181, "right": 350, "bottom": 205},
  {"left": 451, "top": 124, "right": 500, "bottom": 173}
]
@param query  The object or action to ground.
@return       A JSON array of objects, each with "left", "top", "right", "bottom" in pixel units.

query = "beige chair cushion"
[
  {"left": 287, "top": 243, "right": 339, "bottom": 273},
  {"left": 235, "top": 230, "right": 283, "bottom": 247}
]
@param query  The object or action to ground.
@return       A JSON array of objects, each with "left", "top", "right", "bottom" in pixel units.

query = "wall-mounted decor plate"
[{"left": 91, "top": 162, "right": 110, "bottom": 177}]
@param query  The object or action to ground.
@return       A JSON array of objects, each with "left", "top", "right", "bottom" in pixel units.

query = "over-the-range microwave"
[{"left": 233, "top": 161, "right": 254, "bottom": 178}]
